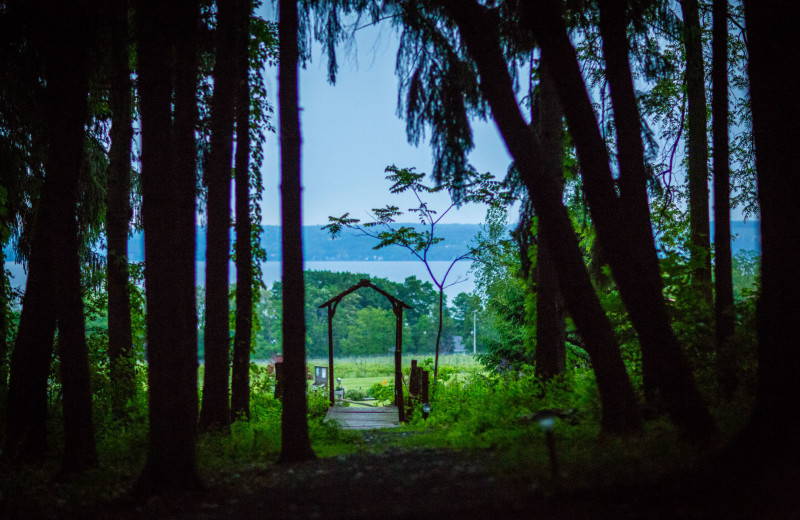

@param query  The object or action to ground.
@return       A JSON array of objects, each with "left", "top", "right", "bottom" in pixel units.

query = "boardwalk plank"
[{"left": 324, "top": 405, "right": 401, "bottom": 430}]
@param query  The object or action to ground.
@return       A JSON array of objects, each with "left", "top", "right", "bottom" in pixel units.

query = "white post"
[{"left": 473, "top": 310, "right": 477, "bottom": 354}]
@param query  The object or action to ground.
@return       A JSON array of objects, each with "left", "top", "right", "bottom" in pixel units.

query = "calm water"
[{"left": 5, "top": 260, "right": 476, "bottom": 300}]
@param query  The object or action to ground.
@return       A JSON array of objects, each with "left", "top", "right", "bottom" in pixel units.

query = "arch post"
[
  {"left": 394, "top": 304, "right": 405, "bottom": 423},
  {"left": 327, "top": 303, "right": 335, "bottom": 406},
  {"left": 318, "top": 279, "right": 413, "bottom": 420}
]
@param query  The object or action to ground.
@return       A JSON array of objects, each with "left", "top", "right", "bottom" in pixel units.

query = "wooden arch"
[{"left": 318, "top": 279, "right": 413, "bottom": 421}]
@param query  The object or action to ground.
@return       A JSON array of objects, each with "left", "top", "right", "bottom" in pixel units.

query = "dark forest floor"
[{"left": 3, "top": 430, "right": 798, "bottom": 519}]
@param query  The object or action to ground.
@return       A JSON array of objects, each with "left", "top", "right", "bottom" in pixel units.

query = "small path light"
[
  {"left": 421, "top": 402, "right": 432, "bottom": 420},
  {"left": 530, "top": 409, "right": 573, "bottom": 481}
]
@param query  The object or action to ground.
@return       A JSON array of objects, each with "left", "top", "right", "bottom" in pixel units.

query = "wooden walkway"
[{"left": 324, "top": 405, "right": 401, "bottom": 430}]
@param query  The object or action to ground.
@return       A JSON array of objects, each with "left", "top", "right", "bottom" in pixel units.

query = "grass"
[
  {"left": 306, "top": 354, "right": 482, "bottom": 379},
  {"left": 339, "top": 376, "right": 387, "bottom": 391}
]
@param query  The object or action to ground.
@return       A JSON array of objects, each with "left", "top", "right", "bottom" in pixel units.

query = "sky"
[
  {"left": 257, "top": 9, "right": 515, "bottom": 227},
  {"left": 255, "top": 7, "right": 748, "bottom": 227}
]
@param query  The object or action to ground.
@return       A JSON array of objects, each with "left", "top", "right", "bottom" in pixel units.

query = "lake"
[{"left": 5, "top": 260, "right": 477, "bottom": 300}]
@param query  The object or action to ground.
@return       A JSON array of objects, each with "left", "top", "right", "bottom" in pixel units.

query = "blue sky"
[
  {"left": 257, "top": 10, "right": 515, "bottom": 226},
  {"left": 255, "top": 8, "right": 748, "bottom": 227}
]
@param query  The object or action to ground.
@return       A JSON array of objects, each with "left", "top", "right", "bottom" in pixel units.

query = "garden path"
[{"left": 323, "top": 405, "right": 400, "bottom": 430}]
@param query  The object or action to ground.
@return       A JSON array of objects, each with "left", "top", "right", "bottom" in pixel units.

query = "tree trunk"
[
  {"left": 133, "top": 0, "right": 203, "bottom": 495},
  {"left": 712, "top": 0, "right": 736, "bottom": 396},
  {"left": 5, "top": 0, "right": 97, "bottom": 467},
  {"left": 278, "top": 0, "right": 315, "bottom": 463},
  {"left": 523, "top": 0, "right": 716, "bottom": 445},
  {"left": 707, "top": 2, "right": 800, "bottom": 509},
  {"left": 106, "top": 0, "right": 136, "bottom": 420},
  {"left": 0, "top": 247, "right": 8, "bottom": 402},
  {"left": 534, "top": 60, "right": 566, "bottom": 382},
  {"left": 433, "top": 287, "right": 443, "bottom": 384},
  {"left": 744, "top": 0, "right": 800, "bottom": 468},
  {"left": 681, "top": 0, "right": 713, "bottom": 306},
  {"left": 231, "top": 0, "right": 253, "bottom": 421},
  {"left": 51, "top": 15, "right": 98, "bottom": 469},
  {"left": 442, "top": 0, "right": 642, "bottom": 436},
  {"left": 200, "top": 0, "right": 238, "bottom": 432}
]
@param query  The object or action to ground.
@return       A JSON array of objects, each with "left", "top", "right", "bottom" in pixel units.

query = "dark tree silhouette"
[
  {"left": 712, "top": 0, "right": 737, "bottom": 396},
  {"left": 231, "top": 0, "right": 253, "bottom": 421},
  {"left": 5, "top": 0, "right": 98, "bottom": 470},
  {"left": 105, "top": 0, "right": 136, "bottom": 420},
  {"left": 200, "top": 0, "right": 238, "bottom": 432},
  {"left": 681, "top": 0, "right": 713, "bottom": 306},
  {"left": 438, "top": 0, "right": 642, "bottom": 436},
  {"left": 277, "top": 0, "right": 315, "bottom": 463},
  {"left": 134, "top": 0, "right": 203, "bottom": 494},
  {"left": 743, "top": 0, "right": 800, "bottom": 483},
  {"left": 521, "top": 0, "right": 716, "bottom": 444},
  {"left": 533, "top": 61, "right": 566, "bottom": 383},
  {"left": 703, "top": 3, "right": 800, "bottom": 511}
]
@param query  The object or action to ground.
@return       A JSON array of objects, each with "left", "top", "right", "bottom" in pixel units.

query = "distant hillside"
[
  {"left": 6, "top": 221, "right": 758, "bottom": 263},
  {"left": 131, "top": 221, "right": 761, "bottom": 262},
  {"left": 125, "top": 223, "right": 484, "bottom": 262}
]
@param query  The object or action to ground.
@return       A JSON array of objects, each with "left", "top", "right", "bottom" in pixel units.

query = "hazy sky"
[
  {"left": 255, "top": 8, "right": 748, "bottom": 227},
  {"left": 257, "top": 12, "right": 515, "bottom": 226}
]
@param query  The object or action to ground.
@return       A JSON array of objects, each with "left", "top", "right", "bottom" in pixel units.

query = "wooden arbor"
[{"left": 318, "top": 279, "right": 413, "bottom": 422}]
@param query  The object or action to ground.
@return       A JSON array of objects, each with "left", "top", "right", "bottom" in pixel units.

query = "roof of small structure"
[{"left": 318, "top": 278, "right": 413, "bottom": 310}]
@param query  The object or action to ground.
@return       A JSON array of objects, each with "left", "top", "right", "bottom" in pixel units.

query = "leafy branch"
[{"left": 324, "top": 165, "right": 511, "bottom": 384}]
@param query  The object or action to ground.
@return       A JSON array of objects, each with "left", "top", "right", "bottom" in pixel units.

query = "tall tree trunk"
[
  {"left": 231, "top": 0, "right": 253, "bottom": 421},
  {"left": 681, "top": 0, "right": 713, "bottom": 306},
  {"left": 134, "top": 0, "right": 203, "bottom": 495},
  {"left": 442, "top": 0, "right": 642, "bottom": 436},
  {"left": 200, "top": 0, "right": 237, "bottom": 432},
  {"left": 523, "top": 0, "right": 716, "bottom": 444},
  {"left": 106, "top": 0, "right": 136, "bottom": 420},
  {"left": 46, "top": 0, "right": 98, "bottom": 472},
  {"left": 278, "top": 0, "right": 315, "bottom": 463},
  {"left": 712, "top": 0, "right": 736, "bottom": 396},
  {"left": 4, "top": 0, "right": 97, "bottom": 467},
  {"left": 745, "top": 0, "right": 800, "bottom": 469},
  {"left": 534, "top": 61, "right": 566, "bottom": 382},
  {"left": 708, "top": 2, "right": 800, "bottom": 509},
  {"left": 0, "top": 247, "right": 8, "bottom": 403}
]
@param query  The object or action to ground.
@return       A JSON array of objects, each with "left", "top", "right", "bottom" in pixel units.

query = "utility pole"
[{"left": 473, "top": 310, "right": 477, "bottom": 354}]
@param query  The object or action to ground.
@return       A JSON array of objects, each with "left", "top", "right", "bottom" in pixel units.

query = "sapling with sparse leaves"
[{"left": 325, "top": 165, "right": 510, "bottom": 386}]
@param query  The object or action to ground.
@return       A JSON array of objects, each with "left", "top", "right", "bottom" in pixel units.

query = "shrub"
[{"left": 367, "top": 380, "right": 394, "bottom": 401}]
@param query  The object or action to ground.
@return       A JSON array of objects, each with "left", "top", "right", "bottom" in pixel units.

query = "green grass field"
[
  {"left": 304, "top": 355, "right": 482, "bottom": 403},
  {"left": 306, "top": 354, "right": 481, "bottom": 379}
]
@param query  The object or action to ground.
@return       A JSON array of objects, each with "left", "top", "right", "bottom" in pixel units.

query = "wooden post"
[
  {"left": 421, "top": 369, "right": 429, "bottom": 405},
  {"left": 394, "top": 305, "right": 405, "bottom": 422},
  {"left": 409, "top": 359, "right": 420, "bottom": 396},
  {"left": 274, "top": 361, "right": 284, "bottom": 399},
  {"left": 327, "top": 304, "right": 335, "bottom": 406}
]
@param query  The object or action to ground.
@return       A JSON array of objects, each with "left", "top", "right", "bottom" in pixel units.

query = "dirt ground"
[{"left": 5, "top": 430, "right": 798, "bottom": 519}]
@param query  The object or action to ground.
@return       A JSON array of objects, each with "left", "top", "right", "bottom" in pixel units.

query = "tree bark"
[
  {"left": 534, "top": 60, "right": 566, "bottom": 382},
  {"left": 200, "top": 0, "right": 238, "bottom": 432},
  {"left": 134, "top": 0, "right": 203, "bottom": 495},
  {"left": 231, "top": 0, "right": 253, "bottom": 421},
  {"left": 712, "top": 0, "right": 736, "bottom": 396},
  {"left": 278, "top": 0, "right": 316, "bottom": 463},
  {"left": 681, "top": 0, "right": 713, "bottom": 306},
  {"left": 106, "top": 0, "right": 136, "bottom": 420},
  {"left": 433, "top": 287, "right": 443, "bottom": 383},
  {"left": 5, "top": 0, "right": 97, "bottom": 468},
  {"left": 744, "top": 0, "right": 800, "bottom": 470},
  {"left": 441, "top": 0, "right": 642, "bottom": 436},
  {"left": 706, "top": 2, "right": 800, "bottom": 509},
  {"left": 522, "top": 0, "right": 716, "bottom": 444}
]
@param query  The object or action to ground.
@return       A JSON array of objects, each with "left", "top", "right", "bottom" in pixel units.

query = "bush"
[
  {"left": 367, "top": 380, "right": 394, "bottom": 401},
  {"left": 345, "top": 387, "right": 367, "bottom": 401}
]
